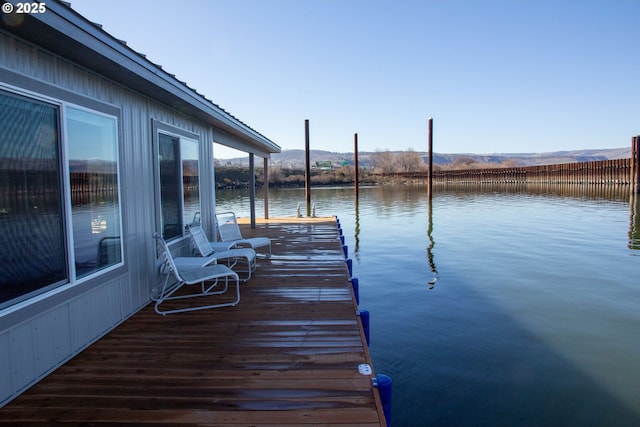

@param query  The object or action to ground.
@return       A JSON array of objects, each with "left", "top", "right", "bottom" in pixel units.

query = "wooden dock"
[{"left": 0, "top": 218, "right": 386, "bottom": 426}]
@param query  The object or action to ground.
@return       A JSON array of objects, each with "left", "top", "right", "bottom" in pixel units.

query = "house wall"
[{"left": 0, "top": 30, "right": 218, "bottom": 406}]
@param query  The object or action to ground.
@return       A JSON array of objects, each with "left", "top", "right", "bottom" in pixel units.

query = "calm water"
[{"left": 217, "top": 184, "right": 640, "bottom": 426}]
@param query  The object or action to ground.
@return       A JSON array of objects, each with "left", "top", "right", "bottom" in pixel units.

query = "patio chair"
[
  {"left": 187, "top": 223, "right": 257, "bottom": 281},
  {"left": 152, "top": 234, "right": 240, "bottom": 315},
  {"left": 191, "top": 211, "right": 235, "bottom": 252},
  {"left": 215, "top": 211, "right": 272, "bottom": 257}
]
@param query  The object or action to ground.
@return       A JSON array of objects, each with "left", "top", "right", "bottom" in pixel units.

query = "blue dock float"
[
  {"left": 336, "top": 216, "right": 392, "bottom": 426},
  {"left": 351, "top": 277, "right": 359, "bottom": 305},
  {"left": 374, "top": 374, "right": 393, "bottom": 426},
  {"left": 345, "top": 258, "right": 353, "bottom": 277},
  {"left": 359, "top": 308, "right": 370, "bottom": 346}
]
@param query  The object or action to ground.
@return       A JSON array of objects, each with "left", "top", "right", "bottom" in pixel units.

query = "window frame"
[
  {"left": 0, "top": 76, "right": 125, "bottom": 314},
  {"left": 151, "top": 120, "right": 201, "bottom": 242},
  {"left": 62, "top": 103, "right": 124, "bottom": 283},
  {"left": 0, "top": 88, "right": 68, "bottom": 308}
]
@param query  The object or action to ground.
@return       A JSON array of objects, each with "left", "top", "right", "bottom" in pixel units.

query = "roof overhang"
[{"left": 0, "top": 0, "right": 280, "bottom": 158}]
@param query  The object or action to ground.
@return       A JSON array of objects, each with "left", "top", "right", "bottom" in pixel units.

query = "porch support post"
[
  {"left": 305, "top": 119, "right": 311, "bottom": 217},
  {"left": 264, "top": 157, "right": 269, "bottom": 219},
  {"left": 249, "top": 153, "right": 256, "bottom": 228}
]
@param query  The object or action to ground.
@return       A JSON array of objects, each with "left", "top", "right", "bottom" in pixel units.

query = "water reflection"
[
  {"left": 426, "top": 196, "right": 438, "bottom": 289},
  {"left": 354, "top": 197, "right": 361, "bottom": 257},
  {"left": 217, "top": 183, "right": 639, "bottom": 255},
  {"left": 431, "top": 183, "right": 640, "bottom": 255},
  {"left": 630, "top": 193, "right": 640, "bottom": 251},
  {"left": 434, "top": 181, "right": 632, "bottom": 202}
]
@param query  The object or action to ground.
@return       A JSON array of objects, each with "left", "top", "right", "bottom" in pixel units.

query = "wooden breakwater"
[
  {"left": 430, "top": 137, "right": 640, "bottom": 190},
  {"left": 385, "top": 159, "right": 632, "bottom": 185},
  {"left": 387, "top": 137, "right": 640, "bottom": 191},
  {"left": 432, "top": 158, "right": 633, "bottom": 185}
]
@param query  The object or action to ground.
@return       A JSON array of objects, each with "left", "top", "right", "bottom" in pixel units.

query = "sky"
[{"left": 70, "top": 0, "right": 639, "bottom": 158}]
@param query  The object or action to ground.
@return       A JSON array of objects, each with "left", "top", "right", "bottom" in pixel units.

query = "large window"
[
  {"left": 0, "top": 92, "right": 66, "bottom": 306},
  {"left": 0, "top": 90, "right": 122, "bottom": 309},
  {"left": 67, "top": 107, "right": 122, "bottom": 278},
  {"left": 157, "top": 131, "right": 200, "bottom": 240}
]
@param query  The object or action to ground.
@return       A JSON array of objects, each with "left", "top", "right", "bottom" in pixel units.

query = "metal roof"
[{"left": 0, "top": 0, "right": 280, "bottom": 158}]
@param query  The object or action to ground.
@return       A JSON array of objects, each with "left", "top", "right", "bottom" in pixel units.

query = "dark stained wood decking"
[{"left": 0, "top": 217, "right": 386, "bottom": 426}]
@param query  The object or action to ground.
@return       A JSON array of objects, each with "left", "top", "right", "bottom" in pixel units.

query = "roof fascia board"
[{"left": 214, "top": 129, "right": 271, "bottom": 159}]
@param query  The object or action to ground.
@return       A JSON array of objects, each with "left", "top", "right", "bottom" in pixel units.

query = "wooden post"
[
  {"left": 636, "top": 136, "right": 640, "bottom": 191},
  {"left": 249, "top": 153, "right": 256, "bottom": 228},
  {"left": 427, "top": 117, "right": 434, "bottom": 201},
  {"left": 632, "top": 136, "right": 640, "bottom": 193},
  {"left": 305, "top": 119, "right": 311, "bottom": 216},
  {"left": 263, "top": 157, "right": 269, "bottom": 219},
  {"left": 354, "top": 133, "right": 359, "bottom": 198},
  {"left": 631, "top": 137, "right": 636, "bottom": 191}
]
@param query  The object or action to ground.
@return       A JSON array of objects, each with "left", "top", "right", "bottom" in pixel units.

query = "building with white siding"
[{"left": 0, "top": 0, "right": 279, "bottom": 406}]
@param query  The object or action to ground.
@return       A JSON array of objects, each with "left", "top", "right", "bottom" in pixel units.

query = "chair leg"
[
  {"left": 221, "top": 255, "right": 255, "bottom": 282},
  {"left": 154, "top": 274, "right": 240, "bottom": 315}
]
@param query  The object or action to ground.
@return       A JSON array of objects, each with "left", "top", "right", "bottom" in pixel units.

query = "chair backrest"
[
  {"left": 154, "top": 233, "right": 182, "bottom": 282},
  {"left": 188, "top": 224, "right": 214, "bottom": 257},
  {"left": 216, "top": 211, "right": 243, "bottom": 242}
]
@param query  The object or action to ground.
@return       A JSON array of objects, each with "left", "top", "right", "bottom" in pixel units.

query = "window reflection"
[
  {"left": 159, "top": 134, "right": 181, "bottom": 240},
  {"left": 158, "top": 133, "right": 200, "bottom": 240},
  {"left": 67, "top": 107, "right": 122, "bottom": 278},
  {"left": 0, "top": 91, "right": 66, "bottom": 308},
  {"left": 181, "top": 138, "right": 200, "bottom": 229}
]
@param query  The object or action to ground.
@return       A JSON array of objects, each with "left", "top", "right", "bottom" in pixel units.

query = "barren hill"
[{"left": 217, "top": 147, "right": 630, "bottom": 169}]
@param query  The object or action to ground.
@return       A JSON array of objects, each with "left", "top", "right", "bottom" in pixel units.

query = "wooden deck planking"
[{"left": 0, "top": 217, "right": 385, "bottom": 426}]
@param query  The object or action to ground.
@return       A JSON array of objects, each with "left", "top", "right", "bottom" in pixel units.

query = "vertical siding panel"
[
  {"left": 90, "top": 287, "right": 109, "bottom": 337},
  {"left": 68, "top": 282, "right": 124, "bottom": 353},
  {"left": 87, "top": 287, "right": 105, "bottom": 339},
  {"left": 98, "top": 280, "right": 123, "bottom": 331},
  {"left": 9, "top": 322, "right": 36, "bottom": 394},
  {"left": 0, "top": 333, "right": 13, "bottom": 400},
  {"left": 0, "top": 32, "right": 12, "bottom": 66},
  {"left": 32, "top": 313, "right": 56, "bottom": 375},
  {"left": 121, "top": 96, "right": 155, "bottom": 309},
  {"left": 68, "top": 296, "right": 92, "bottom": 353},
  {"left": 50, "top": 305, "right": 72, "bottom": 364}
]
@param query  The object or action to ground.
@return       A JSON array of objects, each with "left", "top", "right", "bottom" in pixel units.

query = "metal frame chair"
[
  {"left": 215, "top": 211, "right": 272, "bottom": 257},
  {"left": 187, "top": 224, "right": 257, "bottom": 281},
  {"left": 152, "top": 234, "right": 240, "bottom": 315}
]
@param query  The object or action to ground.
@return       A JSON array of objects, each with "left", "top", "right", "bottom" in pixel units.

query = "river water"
[{"left": 216, "top": 184, "right": 640, "bottom": 426}]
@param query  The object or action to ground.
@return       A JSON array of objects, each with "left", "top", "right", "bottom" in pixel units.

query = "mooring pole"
[
  {"left": 305, "top": 119, "right": 311, "bottom": 216},
  {"left": 354, "top": 132, "right": 359, "bottom": 198},
  {"left": 631, "top": 136, "right": 636, "bottom": 192},
  {"left": 632, "top": 135, "right": 640, "bottom": 194},
  {"left": 427, "top": 117, "right": 434, "bottom": 201}
]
